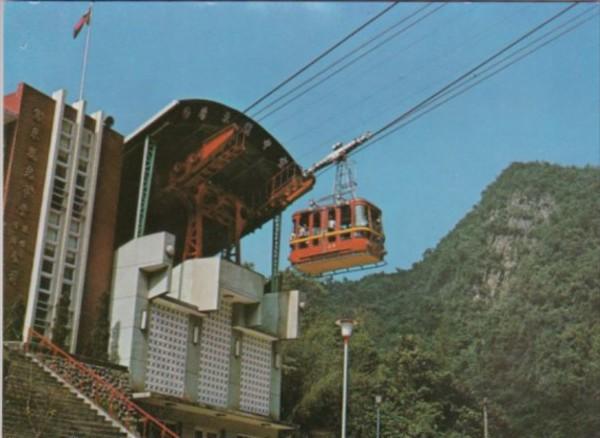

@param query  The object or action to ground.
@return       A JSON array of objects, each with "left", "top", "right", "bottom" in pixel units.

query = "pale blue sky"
[{"left": 6, "top": 2, "right": 600, "bottom": 279}]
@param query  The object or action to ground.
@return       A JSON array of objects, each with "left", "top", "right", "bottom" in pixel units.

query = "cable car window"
[
  {"left": 355, "top": 204, "right": 368, "bottom": 227},
  {"left": 312, "top": 211, "right": 321, "bottom": 235},
  {"left": 340, "top": 204, "right": 351, "bottom": 229},
  {"left": 327, "top": 208, "right": 336, "bottom": 231},
  {"left": 340, "top": 204, "right": 352, "bottom": 240},
  {"left": 298, "top": 213, "right": 309, "bottom": 237},
  {"left": 371, "top": 208, "right": 382, "bottom": 231}
]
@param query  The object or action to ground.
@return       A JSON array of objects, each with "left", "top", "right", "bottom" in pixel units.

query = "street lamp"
[
  {"left": 336, "top": 318, "right": 357, "bottom": 438},
  {"left": 375, "top": 395, "right": 382, "bottom": 438}
]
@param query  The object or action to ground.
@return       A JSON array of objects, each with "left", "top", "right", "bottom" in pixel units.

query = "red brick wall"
[{"left": 3, "top": 84, "right": 56, "bottom": 335}]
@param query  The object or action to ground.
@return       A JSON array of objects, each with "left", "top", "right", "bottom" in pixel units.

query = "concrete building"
[
  {"left": 104, "top": 98, "right": 315, "bottom": 437},
  {"left": 3, "top": 83, "right": 123, "bottom": 353},
  {"left": 108, "top": 232, "right": 300, "bottom": 437}
]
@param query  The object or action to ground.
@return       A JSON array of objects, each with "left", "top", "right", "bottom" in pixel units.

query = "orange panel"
[
  {"left": 198, "top": 125, "right": 236, "bottom": 161},
  {"left": 293, "top": 252, "right": 382, "bottom": 275}
]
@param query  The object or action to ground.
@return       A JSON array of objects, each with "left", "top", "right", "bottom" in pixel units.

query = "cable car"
[
  {"left": 289, "top": 198, "right": 385, "bottom": 275},
  {"left": 288, "top": 134, "right": 385, "bottom": 276}
]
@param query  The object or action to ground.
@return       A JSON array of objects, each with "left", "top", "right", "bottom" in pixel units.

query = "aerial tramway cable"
[
  {"left": 312, "top": 3, "right": 585, "bottom": 178},
  {"left": 369, "top": 3, "right": 578, "bottom": 140},
  {"left": 249, "top": 3, "right": 436, "bottom": 119},
  {"left": 282, "top": 5, "right": 526, "bottom": 159},
  {"left": 255, "top": 4, "right": 447, "bottom": 123},
  {"left": 362, "top": 5, "right": 600, "bottom": 150},
  {"left": 243, "top": 2, "right": 400, "bottom": 114}
]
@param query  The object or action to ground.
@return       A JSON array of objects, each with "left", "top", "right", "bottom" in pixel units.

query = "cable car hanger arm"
[{"left": 303, "top": 131, "right": 372, "bottom": 177}]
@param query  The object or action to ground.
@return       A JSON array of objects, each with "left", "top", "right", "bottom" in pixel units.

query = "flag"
[{"left": 73, "top": 8, "right": 91, "bottom": 39}]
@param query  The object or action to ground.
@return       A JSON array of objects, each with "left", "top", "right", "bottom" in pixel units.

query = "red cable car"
[
  {"left": 289, "top": 198, "right": 385, "bottom": 275},
  {"left": 288, "top": 135, "right": 386, "bottom": 276}
]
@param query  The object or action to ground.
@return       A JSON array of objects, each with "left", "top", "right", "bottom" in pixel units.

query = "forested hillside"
[{"left": 280, "top": 162, "right": 600, "bottom": 437}]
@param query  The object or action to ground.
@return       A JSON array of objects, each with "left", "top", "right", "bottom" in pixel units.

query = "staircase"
[{"left": 3, "top": 345, "right": 129, "bottom": 438}]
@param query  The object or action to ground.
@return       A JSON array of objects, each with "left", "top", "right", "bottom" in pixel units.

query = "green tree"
[
  {"left": 80, "top": 290, "right": 111, "bottom": 360},
  {"left": 52, "top": 290, "right": 71, "bottom": 349}
]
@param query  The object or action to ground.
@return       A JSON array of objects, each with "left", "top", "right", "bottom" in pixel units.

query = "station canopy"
[{"left": 117, "top": 99, "right": 314, "bottom": 260}]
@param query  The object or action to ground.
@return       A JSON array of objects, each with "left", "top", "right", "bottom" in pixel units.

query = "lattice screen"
[
  {"left": 198, "top": 301, "right": 232, "bottom": 407},
  {"left": 239, "top": 334, "right": 272, "bottom": 416},
  {"left": 145, "top": 303, "right": 188, "bottom": 397}
]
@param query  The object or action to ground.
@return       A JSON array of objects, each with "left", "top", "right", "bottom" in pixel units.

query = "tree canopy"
[{"left": 280, "top": 163, "right": 600, "bottom": 437}]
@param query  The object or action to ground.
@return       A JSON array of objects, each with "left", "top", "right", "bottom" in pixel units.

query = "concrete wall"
[
  {"left": 109, "top": 231, "right": 301, "bottom": 429},
  {"left": 109, "top": 232, "right": 175, "bottom": 389}
]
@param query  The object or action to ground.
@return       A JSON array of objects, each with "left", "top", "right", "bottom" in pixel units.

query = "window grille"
[
  {"left": 239, "top": 335, "right": 272, "bottom": 416},
  {"left": 145, "top": 303, "right": 188, "bottom": 397},
  {"left": 198, "top": 301, "right": 232, "bottom": 407}
]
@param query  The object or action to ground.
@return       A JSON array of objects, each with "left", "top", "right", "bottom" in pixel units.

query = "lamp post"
[
  {"left": 336, "top": 319, "right": 356, "bottom": 438},
  {"left": 483, "top": 397, "right": 489, "bottom": 438},
  {"left": 375, "top": 395, "right": 382, "bottom": 438}
]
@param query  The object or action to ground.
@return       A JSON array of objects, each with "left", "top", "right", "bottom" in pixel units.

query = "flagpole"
[{"left": 78, "top": 2, "right": 93, "bottom": 102}]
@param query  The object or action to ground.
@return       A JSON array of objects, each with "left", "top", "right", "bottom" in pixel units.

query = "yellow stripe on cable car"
[{"left": 290, "top": 226, "right": 383, "bottom": 245}]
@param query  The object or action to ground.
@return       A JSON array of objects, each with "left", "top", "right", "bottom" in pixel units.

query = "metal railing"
[
  {"left": 26, "top": 329, "right": 179, "bottom": 438},
  {"left": 290, "top": 226, "right": 384, "bottom": 245}
]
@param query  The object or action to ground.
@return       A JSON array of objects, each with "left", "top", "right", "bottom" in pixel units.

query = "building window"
[
  {"left": 41, "top": 260, "right": 54, "bottom": 275},
  {"left": 48, "top": 212, "right": 60, "bottom": 226},
  {"left": 52, "top": 179, "right": 66, "bottom": 195},
  {"left": 64, "top": 267, "right": 74, "bottom": 281},
  {"left": 46, "top": 227, "right": 58, "bottom": 243},
  {"left": 62, "top": 283, "right": 72, "bottom": 296},
  {"left": 82, "top": 129, "right": 94, "bottom": 146},
  {"left": 35, "top": 307, "right": 48, "bottom": 321},
  {"left": 80, "top": 145, "right": 90, "bottom": 160},
  {"left": 72, "top": 201, "right": 84, "bottom": 218},
  {"left": 38, "top": 292, "right": 50, "bottom": 305},
  {"left": 69, "top": 220, "right": 80, "bottom": 234},
  {"left": 51, "top": 194, "right": 64, "bottom": 210},
  {"left": 57, "top": 149, "right": 69, "bottom": 164},
  {"left": 76, "top": 173, "right": 86, "bottom": 189},
  {"left": 65, "top": 251, "right": 76, "bottom": 265},
  {"left": 78, "top": 159, "right": 88, "bottom": 173},
  {"left": 39, "top": 275, "right": 52, "bottom": 292},
  {"left": 59, "top": 135, "right": 71, "bottom": 151},
  {"left": 44, "top": 244, "right": 56, "bottom": 258},
  {"left": 55, "top": 164, "right": 68, "bottom": 179},
  {"left": 67, "top": 235, "right": 78, "bottom": 250},
  {"left": 61, "top": 120, "right": 74, "bottom": 136}
]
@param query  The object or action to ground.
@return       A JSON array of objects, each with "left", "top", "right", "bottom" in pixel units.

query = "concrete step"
[{"left": 3, "top": 347, "right": 131, "bottom": 438}]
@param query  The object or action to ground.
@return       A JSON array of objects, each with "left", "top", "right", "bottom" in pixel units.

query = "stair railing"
[{"left": 25, "top": 328, "right": 179, "bottom": 438}]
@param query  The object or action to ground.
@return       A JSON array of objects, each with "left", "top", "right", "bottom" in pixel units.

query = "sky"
[{"left": 5, "top": 2, "right": 600, "bottom": 280}]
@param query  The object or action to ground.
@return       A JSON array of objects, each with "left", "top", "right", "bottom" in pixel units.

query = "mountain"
[{"left": 280, "top": 162, "right": 600, "bottom": 437}]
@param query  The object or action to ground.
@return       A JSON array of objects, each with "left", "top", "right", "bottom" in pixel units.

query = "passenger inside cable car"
[{"left": 289, "top": 198, "right": 385, "bottom": 275}]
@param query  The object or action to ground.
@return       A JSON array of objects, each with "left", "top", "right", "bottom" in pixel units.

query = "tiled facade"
[
  {"left": 240, "top": 334, "right": 273, "bottom": 416},
  {"left": 146, "top": 303, "right": 188, "bottom": 397},
  {"left": 198, "top": 301, "right": 233, "bottom": 407}
]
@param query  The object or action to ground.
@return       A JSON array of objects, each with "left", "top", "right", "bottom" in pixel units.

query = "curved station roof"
[{"left": 116, "top": 99, "right": 314, "bottom": 260}]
